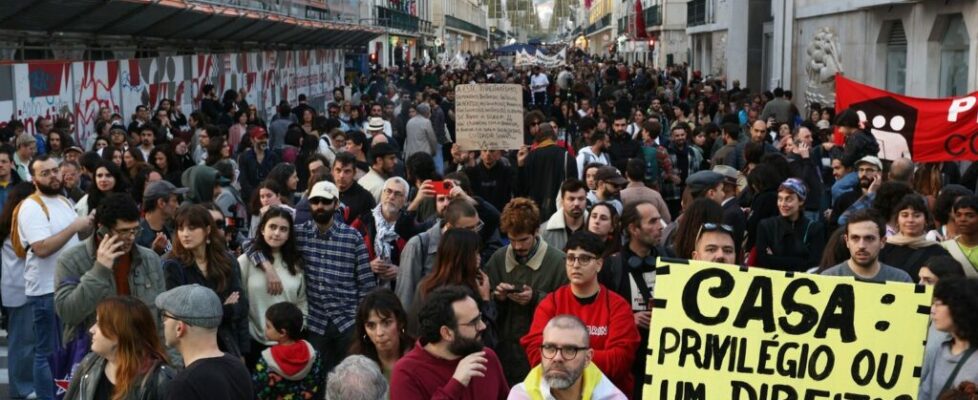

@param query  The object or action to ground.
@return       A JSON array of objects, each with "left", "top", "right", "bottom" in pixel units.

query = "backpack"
[
  {"left": 641, "top": 146, "right": 663, "bottom": 189},
  {"left": 10, "top": 193, "right": 60, "bottom": 258}
]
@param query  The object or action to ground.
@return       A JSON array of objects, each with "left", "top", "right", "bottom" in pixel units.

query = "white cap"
[{"left": 309, "top": 181, "right": 339, "bottom": 201}]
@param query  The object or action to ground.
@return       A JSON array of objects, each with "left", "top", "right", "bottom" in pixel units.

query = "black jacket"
[
  {"left": 754, "top": 214, "right": 826, "bottom": 272},
  {"left": 879, "top": 243, "right": 950, "bottom": 280},
  {"left": 517, "top": 145, "right": 577, "bottom": 221},
  {"left": 722, "top": 198, "right": 747, "bottom": 258},
  {"left": 841, "top": 130, "right": 880, "bottom": 168}
]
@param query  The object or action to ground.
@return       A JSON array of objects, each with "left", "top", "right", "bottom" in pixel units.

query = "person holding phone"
[{"left": 55, "top": 193, "right": 167, "bottom": 358}]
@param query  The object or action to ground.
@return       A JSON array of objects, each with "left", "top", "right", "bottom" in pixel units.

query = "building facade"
[
  {"left": 689, "top": 0, "right": 978, "bottom": 108},
  {"left": 432, "top": 0, "right": 489, "bottom": 55},
  {"left": 364, "top": 0, "right": 435, "bottom": 68}
]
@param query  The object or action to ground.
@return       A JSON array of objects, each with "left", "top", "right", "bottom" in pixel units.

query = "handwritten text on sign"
[
  {"left": 455, "top": 84, "right": 524, "bottom": 151},
  {"left": 644, "top": 259, "right": 932, "bottom": 400}
]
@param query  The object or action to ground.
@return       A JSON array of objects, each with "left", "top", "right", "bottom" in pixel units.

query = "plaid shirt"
[{"left": 249, "top": 219, "right": 375, "bottom": 334}]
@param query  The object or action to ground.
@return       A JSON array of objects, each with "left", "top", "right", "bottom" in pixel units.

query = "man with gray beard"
[{"left": 508, "top": 315, "right": 626, "bottom": 399}]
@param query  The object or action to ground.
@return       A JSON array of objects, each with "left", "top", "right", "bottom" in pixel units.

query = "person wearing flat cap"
[
  {"left": 589, "top": 166, "right": 627, "bottom": 214},
  {"left": 754, "top": 178, "right": 826, "bottom": 272},
  {"left": 685, "top": 170, "right": 727, "bottom": 205},
  {"left": 137, "top": 180, "right": 189, "bottom": 255},
  {"left": 157, "top": 284, "right": 253, "bottom": 400}
]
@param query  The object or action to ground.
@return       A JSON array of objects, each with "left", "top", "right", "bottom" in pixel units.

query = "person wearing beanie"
[
  {"left": 157, "top": 284, "right": 253, "bottom": 399},
  {"left": 754, "top": 178, "right": 826, "bottom": 272}
]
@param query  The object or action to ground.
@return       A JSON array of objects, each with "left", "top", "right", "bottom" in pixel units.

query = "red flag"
[
  {"left": 634, "top": 0, "right": 647, "bottom": 39},
  {"left": 835, "top": 74, "right": 978, "bottom": 162},
  {"left": 584, "top": 0, "right": 592, "bottom": 9}
]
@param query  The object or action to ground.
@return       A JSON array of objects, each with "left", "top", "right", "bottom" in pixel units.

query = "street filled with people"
[{"left": 0, "top": 52, "right": 976, "bottom": 400}]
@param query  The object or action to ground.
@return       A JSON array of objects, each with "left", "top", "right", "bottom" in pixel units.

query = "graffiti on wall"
[{"left": 0, "top": 49, "right": 346, "bottom": 145}]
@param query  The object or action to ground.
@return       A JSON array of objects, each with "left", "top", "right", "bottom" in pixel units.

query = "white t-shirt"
[
  {"left": 1, "top": 239, "right": 27, "bottom": 307},
  {"left": 530, "top": 73, "right": 549, "bottom": 93},
  {"left": 18, "top": 195, "right": 79, "bottom": 296}
]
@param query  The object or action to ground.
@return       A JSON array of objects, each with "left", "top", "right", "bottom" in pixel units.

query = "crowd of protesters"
[{"left": 0, "top": 51, "right": 975, "bottom": 400}]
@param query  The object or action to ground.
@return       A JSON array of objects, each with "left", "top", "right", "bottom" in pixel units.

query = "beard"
[
  {"left": 859, "top": 177, "right": 872, "bottom": 189},
  {"left": 36, "top": 179, "right": 62, "bottom": 195},
  {"left": 447, "top": 333, "right": 484, "bottom": 357},
  {"left": 544, "top": 362, "right": 586, "bottom": 390},
  {"left": 311, "top": 208, "right": 335, "bottom": 225}
]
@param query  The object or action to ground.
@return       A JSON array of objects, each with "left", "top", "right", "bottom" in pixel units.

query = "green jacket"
[
  {"left": 484, "top": 238, "right": 567, "bottom": 384},
  {"left": 54, "top": 238, "right": 165, "bottom": 343}
]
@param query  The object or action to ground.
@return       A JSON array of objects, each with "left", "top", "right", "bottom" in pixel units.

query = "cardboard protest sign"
[
  {"left": 455, "top": 84, "right": 524, "bottom": 151},
  {"left": 644, "top": 258, "right": 932, "bottom": 400}
]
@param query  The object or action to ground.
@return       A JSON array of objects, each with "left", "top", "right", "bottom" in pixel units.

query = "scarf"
[
  {"left": 887, "top": 233, "right": 939, "bottom": 249},
  {"left": 372, "top": 204, "right": 399, "bottom": 260}
]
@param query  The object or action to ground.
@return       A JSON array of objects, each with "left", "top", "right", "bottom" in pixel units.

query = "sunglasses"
[{"left": 696, "top": 223, "right": 734, "bottom": 241}]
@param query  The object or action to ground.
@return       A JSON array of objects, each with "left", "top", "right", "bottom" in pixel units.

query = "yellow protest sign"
[{"left": 644, "top": 258, "right": 932, "bottom": 400}]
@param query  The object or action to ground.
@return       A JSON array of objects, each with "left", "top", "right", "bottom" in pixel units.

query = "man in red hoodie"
[
  {"left": 521, "top": 231, "right": 641, "bottom": 397},
  {"left": 390, "top": 286, "right": 509, "bottom": 399}
]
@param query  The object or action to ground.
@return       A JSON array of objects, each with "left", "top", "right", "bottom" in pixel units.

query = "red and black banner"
[{"left": 835, "top": 74, "right": 978, "bottom": 162}]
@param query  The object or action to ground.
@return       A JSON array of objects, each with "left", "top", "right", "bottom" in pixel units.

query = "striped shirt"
[{"left": 250, "top": 219, "right": 375, "bottom": 334}]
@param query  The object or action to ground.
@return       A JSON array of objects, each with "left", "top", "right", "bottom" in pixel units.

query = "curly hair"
[
  {"left": 871, "top": 181, "right": 914, "bottom": 223},
  {"left": 500, "top": 197, "right": 540, "bottom": 236},
  {"left": 934, "top": 278, "right": 978, "bottom": 345},
  {"left": 673, "top": 198, "right": 725, "bottom": 260}
]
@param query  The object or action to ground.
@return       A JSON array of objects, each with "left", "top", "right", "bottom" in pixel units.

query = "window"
[
  {"left": 885, "top": 21, "right": 907, "bottom": 94},
  {"left": 939, "top": 15, "right": 969, "bottom": 97}
]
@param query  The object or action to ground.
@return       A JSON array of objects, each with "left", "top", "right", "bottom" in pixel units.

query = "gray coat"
[
  {"left": 396, "top": 222, "right": 441, "bottom": 309},
  {"left": 55, "top": 238, "right": 165, "bottom": 343},
  {"left": 403, "top": 115, "right": 438, "bottom": 160}
]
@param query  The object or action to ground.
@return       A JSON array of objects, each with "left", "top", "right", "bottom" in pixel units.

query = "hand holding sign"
[{"left": 455, "top": 84, "right": 524, "bottom": 151}]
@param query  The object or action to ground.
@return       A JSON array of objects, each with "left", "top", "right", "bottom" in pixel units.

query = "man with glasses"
[
  {"left": 56, "top": 193, "right": 166, "bottom": 350},
  {"left": 391, "top": 285, "right": 509, "bottom": 399},
  {"left": 691, "top": 223, "right": 738, "bottom": 264},
  {"left": 352, "top": 177, "right": 410, "bottom": 290},
  {"left": 157, "top": 284, "right": 253, "bottom": 399},
  {"left": 521, "top": 231, "right": 640, "bottom": 396},
  {"left": 17, "top": 154, "right": 93, "bottom": 399},
  {"left": 510, "top": 315, "right": 627, "bottom": 399}
]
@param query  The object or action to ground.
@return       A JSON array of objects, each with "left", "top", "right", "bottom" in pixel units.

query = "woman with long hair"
[
  {"left": 412, "top": 229, "right": 495, "bottom": 344},
  {"left": 881, "top": 194, "right": 950, "bottom": 279},
  {"left": 47, "top": 130, "right": 66, "bottom": 163},
  {"left": 122, "top": 147, "right": 145, "bottom": 171},
  {"left": 148, "top": 145, "right": 181, "bottom": 187},
  {"left": 588, "top": 202, "right": 622, "bottom": 257},
  {"left": 205, "top": 135, "right": 231, "bottom": 167},
  {"left": 163, "top": 204, "right": 249, "bottom": 356},
  {"left": 348, "top": 289, "right": 414, "bottom": 380},
  {"left": 101, "top": 145, "right": 124, "bottom": 169},
  {"left": 76, "top": 160, "right": 129, "bottom": 218},
  {"left": 300, "top": 109, "right": 316, "bottom": 135},
  {"left": 237, "top": 207, "right": 306, "bottom": 367},
  {"left": 65, "top": 296, "right": 173, "bottom": 400},
  {"left": 0, "top": 183, "right": 39, "bottom": 398},
  {"left": 266, "top": 164, "right": 299, "bottom": 205},
  {"left": 169, "top": 137, "right": 194, "bottom": 173},
  {"left": 919, "top": 278, "right": 978, "bottom": 400}
]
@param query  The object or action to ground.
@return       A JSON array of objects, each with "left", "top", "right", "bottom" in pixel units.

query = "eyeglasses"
[
  {"left": 541, "top": 344, "right": 588, "bottom": 360},
  {"left": 696, "top": 223, "right": 734, "bottom": 241},
  {"left": 111, "top": 226, "right": 142, "bottom": 238},
  {"left": 457, "top": 314, "right": 484, "bottom": 329},
  {"left": 461, "top": 220, "right": 484, "bottom": 233},
  {"left": 566, "top": 254, "right": 597, "bottom": 266}
]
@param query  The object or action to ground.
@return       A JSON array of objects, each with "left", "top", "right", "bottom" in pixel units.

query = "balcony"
[
  {"left": 687, "top": 0, "right": 708, "bottom": 27},
  {"left": 585, "top": 14, "right": 611, "bottom": 35},
  {"left": 645, "top": 5, "right": 661, "bottom": 27},
  {"left": 376, "top": 6, "right": 420, "bottom": 33},
  {"left": 445, "top": 15, "right": 488, "bottom": 37}
]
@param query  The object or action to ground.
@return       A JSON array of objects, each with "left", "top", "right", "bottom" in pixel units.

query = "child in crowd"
[{"left": 252, "top": 302, "right": 323, "bottom": 399}]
